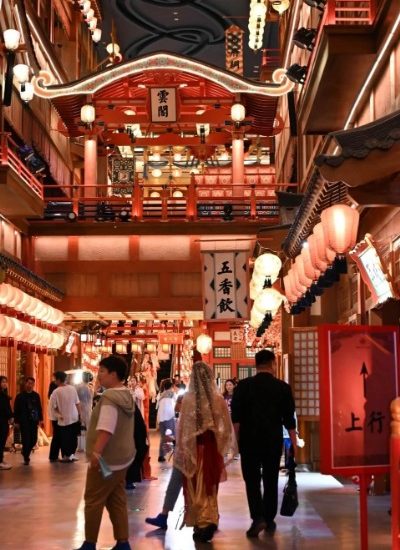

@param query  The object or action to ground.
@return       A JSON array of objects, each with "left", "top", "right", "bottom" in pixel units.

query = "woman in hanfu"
[{"left": 174, "top": 361, "right": 236, "bottom": 543}]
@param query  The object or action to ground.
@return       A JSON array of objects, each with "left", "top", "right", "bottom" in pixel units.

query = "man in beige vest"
[{"left": 75, "top": 355, "right": 135, "bottom": 550}]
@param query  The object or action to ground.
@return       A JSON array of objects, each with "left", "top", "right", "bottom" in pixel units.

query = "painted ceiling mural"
[{"left": 100, "top": 0, "right": 278, "bottom": 78}]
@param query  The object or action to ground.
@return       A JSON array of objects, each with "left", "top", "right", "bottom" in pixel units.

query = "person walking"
[
  {"left": 51, "top": 371, "right": 81, "bottom": 462},
  {"left": 76, "top": 372, "right": 94, "bottom": 452},
  {"left": 75, "top": 354, "right": 135, "bottom": 550},
  {"left": 223, "top": 378, "right": 236, "bottom": 414},
  {"left": 0, "top": 376, "right": 13, "bottom": 470},
  {"left": 157, "top": 379, "right": 176, "bottom": 462},
  {"left": 174, "top": 361, "right": 235, "bottom": 543},
  {"left": 14, "top": 377, "right": 43, "bottom": 465},
  {"left": 231, "top": 348, "right": 297, "bottom": 538}
]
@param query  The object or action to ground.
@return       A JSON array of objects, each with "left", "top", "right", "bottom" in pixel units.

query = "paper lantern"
[
  {"left": 250, "top": 307, "right": 265, "bottom": 328},
  {"left": 0, "top": 315, "right": 13, "bottom": 336},
  {"left": 231, "top": 103, "right": 246, "bottom": 122},
  {"left": 283, "top": 274, "right": 298, "bottom": 303},
  {"left": 321, "top": 204, "right": 359, "bottom": 254},
  {"left": 115, "top": 342, "right": 127, "bottom": 354},
  {"left": 290, "top": 264, "right": 307, "bottom": 296},
  {"left": 301, "top": 244, "right": 320, "bottom": 280},
  {"left": 249, "top": 278, "right": 263, "bottom": 300},
  {"left": 196, "top": 334, "right": 212, "bottom": 354},
  {"left": 147, "top": 343, "right": 157, "bottom": 353},
  {"left": 295, "top": 255, "right": 313, "bottom": 289},
  {"left": 19, "top": 322, "right": 32, "bottom": 343},
  {"left": 253, "top": 253, "right": 282, "bottom": 284},
  {"left": 253, "top": 288, "right": 284, "bottom": 315},
  {"left": 14, "top": 291, "right": 31, "bottom": 313},
  {"left": 81, "top": 104, "right": 95, "bottom": 124},
  {"left": 313, "top": 223, "right": 336, "bottom": 264},
  {"left": 0, "top": 284, "right": 13, "bottom": 305},
  {"left": 307, "top": 234, "right": 328, "bottom": 272}
]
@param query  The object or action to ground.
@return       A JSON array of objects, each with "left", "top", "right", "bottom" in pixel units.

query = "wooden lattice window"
[
  {"left": 213, "top": 347, "right": 231, "bottom": 358},
  {"left": 213, "top": 363, "right": 232, "bottom": 386},
  {"left": 0, "top": 348, "right": 8, "bottom": 378},
  {"left": 292, "top": 329, "right": 319, "bottom": 419},
  {"left": 238, "top": 366, "right": 256, "bottom": 380}
]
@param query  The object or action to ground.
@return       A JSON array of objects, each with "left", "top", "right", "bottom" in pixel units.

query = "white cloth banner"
[{"left": 202, "top": 251, "right": 248, "bottom": 320}]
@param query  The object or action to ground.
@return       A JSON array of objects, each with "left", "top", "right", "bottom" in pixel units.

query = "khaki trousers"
[{"left": 84, "top": 466, "right": 129, "bottom": 543}]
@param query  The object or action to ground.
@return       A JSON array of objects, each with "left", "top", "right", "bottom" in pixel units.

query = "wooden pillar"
[
  {"left": 84, "top": 135, "right": 98, "bottom": 198},
  {"left": 232, "top": 137, "right": 244, "bottom": 198}
]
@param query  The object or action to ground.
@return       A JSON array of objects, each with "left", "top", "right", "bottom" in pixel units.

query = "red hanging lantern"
[
  {"left": 321, "top": 204, "right": 359, "bottom": 254},
  {"left": 295, "top": 255, "right": 313, "bottom": 289},
  {"left": 313, "top": 223, "right": 336, "bottom": 264},
  {"left": 301, "top": 244, "right": 320, "bottom": 280},
  {"left": 307, "top": 234, "right": 328, "bottom": 272},
  {"left": 291, "top": 263, "right": 307, "bottom": 296},
  {"left": 283, "top": 274, "right": 298, "bottom": 303}
]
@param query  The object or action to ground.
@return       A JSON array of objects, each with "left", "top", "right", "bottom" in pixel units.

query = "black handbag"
[{"left": 280, "top": 452, "right": 298, "bottom": 517}]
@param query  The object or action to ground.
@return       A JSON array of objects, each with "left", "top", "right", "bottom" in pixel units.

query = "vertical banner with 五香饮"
[{"left": 202, "top": 251, "right": 248, "bottom": 320}]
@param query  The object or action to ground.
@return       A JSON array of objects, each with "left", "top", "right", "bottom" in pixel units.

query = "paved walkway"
[{"left": 0, "top": 436, "right": 392, "bottom": 549}]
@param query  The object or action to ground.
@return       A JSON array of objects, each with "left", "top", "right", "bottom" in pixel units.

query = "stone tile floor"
[{"left": 0, "top": 437, "right": 392, "bottom": 549}]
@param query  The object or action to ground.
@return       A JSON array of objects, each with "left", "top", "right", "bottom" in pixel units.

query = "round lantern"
[
  {"left": 19, "top": 322, "right": 32, "bottom": 343},
  {"left": 0, "top": 315, "right": 12, "bottom": 336},
  {"left": 250, "top": 307, "right": 265, "bottom": 328},
  {"left": 14, "top": 291, "right": 31, "bottom": 313},
  {"left": 321, "top": 204, "right": 359, "bottom": 254},
  {"left": 290, "top": 264, "right": 307, "bottom": 296},
  {"left": 12, "top": 318, "right": 23, "bottom": 340},
  {"left": 313, "top": 223, "right": 336, "bottom": 264},
  {"left": 283, "top": 274, "right": 298, "bottom": 303},
  {"left": 295, "top": 255, "right": 313, "bottom": 289},
  {"left": 0, "top": 284, "right": 14, "bottom": 305},
  {"left": 253, "top": 253, "right": 282, "bottom": 285},
  {"left": 301, "top": 244, "right": 320, "bottom": 280},
  {"left": 253, "top": 288, "right": 284, "bottom": 316},
  {"left": 307, "top": 234, "right": 328, "bottom": 272},
  {"left": 249, "top": 278, "right": 263, "bottom": 301},
  {"left": 196, "top": 334, "right": 212, "bottom": 355}
]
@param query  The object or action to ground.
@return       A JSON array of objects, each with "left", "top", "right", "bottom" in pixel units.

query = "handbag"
[{"left": 280, "top": 451, "right": 298, "bottom": 517}]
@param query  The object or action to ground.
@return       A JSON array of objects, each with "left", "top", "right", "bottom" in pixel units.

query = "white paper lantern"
[
  {"left": 253, "top": 288, "right": 284, "bottom": 315},
  {"left": 196, "top": 334, "right": 212, "bottom": 354},
  {"left": 253, "top": 253, "right": 282, "bottom": 284}
]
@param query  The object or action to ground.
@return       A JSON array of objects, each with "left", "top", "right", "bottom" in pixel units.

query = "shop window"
[
  {"left": 213, "top": 347, "right": 231, "bottom": 358},
  {"left": 292, "top": 329, "right": 319, "bottom": 418}
]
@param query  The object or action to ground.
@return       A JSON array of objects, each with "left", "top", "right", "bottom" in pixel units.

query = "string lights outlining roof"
[{"left": 32, "top": 52, "right": 294, "bottom": 99}]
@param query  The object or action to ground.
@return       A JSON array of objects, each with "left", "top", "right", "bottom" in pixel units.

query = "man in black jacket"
[
  {"left": 231, "top": 349, "right": 296, "bottom": 538},
  {"left": 14, "top": 377, "right": 43, "bottom": 465}
]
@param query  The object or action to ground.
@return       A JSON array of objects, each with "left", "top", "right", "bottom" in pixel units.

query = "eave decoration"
[{"left": 32, "top": 52, "right": 294, "bottom": 99}]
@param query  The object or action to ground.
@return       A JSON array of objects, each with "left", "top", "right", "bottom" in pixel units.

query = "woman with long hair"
[
  {"left": 222, "top": 378, "right": 236, "bottom": 414},
  {"left": 0, "top": 376, "right": 13, "bottom": 470},
  {"left": 174, "top": 361, "right": 235, "bottom": 542}
]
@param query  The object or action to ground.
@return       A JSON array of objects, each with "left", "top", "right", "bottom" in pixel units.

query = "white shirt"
[
  {"left": 52, "top": 384, "right": 80, "bottom": 426},
  {"left": 157, "top": 396, "right": 175, "bottom": 423},
  {"left": 48, "top": 392, "right": 58, "bottom": 422},
  {"left": 96, "top": 387, "right": 134, "bottom": 471}
]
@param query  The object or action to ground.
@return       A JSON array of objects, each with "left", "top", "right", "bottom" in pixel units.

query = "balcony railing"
[
  {"left": 41, "top": 182, "right": 295, "bottom": 223},
  {"left": 0, "top": 134, "right": 44, "bottom": 199},
  {"left": 326, "top": 0, "right": 376, "bottom": 25}
]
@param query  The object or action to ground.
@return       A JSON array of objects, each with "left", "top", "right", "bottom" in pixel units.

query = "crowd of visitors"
[{"left": 0, "top": 348, "right": 297, "bottom": 549}]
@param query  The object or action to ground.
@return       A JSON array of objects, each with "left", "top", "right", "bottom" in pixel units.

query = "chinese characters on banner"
[
  {"left": 319, "top": 325, "right": 400, "bottom": 475},
  {"left": 150, "top": 87, "right": 177, "bottom": 123},
  {"left": 225, "top": 25, "right": 244, "bottom": 76},
  {"left": 202, "top": 251, "right": 248, "bottom": 320}
]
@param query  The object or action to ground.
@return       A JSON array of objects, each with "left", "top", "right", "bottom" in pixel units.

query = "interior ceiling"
[{"left": 100, "top": 1, "right": 279, "bottom": 79}]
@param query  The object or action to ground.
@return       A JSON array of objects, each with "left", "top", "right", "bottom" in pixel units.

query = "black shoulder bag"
[{"left": 280, "top": 448, "right": 298, "bottom": 516}]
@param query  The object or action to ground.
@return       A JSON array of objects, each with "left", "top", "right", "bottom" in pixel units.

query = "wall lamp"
[
  {"left": 286, "top": 63, "right": 307, "bottom": 84},
  {"left": 293, "top": 28, "right": 317, "bottom": 51},
  {"left": 304, "top": 0, "right": 327, "bottom": 10},
  {"left": 80, "top": 104, "right": 96, "bottom": 126},
  {"left": 2, "top": 29, "right": 33, "bottom": 106}
]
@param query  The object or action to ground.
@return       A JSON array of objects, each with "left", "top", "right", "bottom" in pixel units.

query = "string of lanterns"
[
  {"left": 76, "top": 0, "right": 102, "bottom": 43},
  {"left": 0, "top": 283, "right": 64, "bottom": 325},
  {"left": 284, "top": 204, "right": 360, "bottom": 312},
  {"left": 249, "top": 252, "right": 285, "bottom": 337},
  {"left": 0, "top": 315, "right": 64, "bottom": 350}
]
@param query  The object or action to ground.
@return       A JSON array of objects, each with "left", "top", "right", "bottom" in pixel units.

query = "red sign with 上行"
[
  {"left": 319, "top": 324, "right": 400, "bottom": 476},
  {"left": 158, "top": 333, "right": 183, "bottom": 345}
]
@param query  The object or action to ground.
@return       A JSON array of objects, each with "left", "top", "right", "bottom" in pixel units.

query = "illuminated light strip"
[
  {"left": 25, "top": 12, "right": 65, "bottom": 84},
  {"left": 344, "top": 11, "right": 400, "bottom": 129},
  {"left": 283, "top": 0, "right": 302, "bottom": 69},
  {"left": 32, "top": 52, "right": 294, "bottom": 99}
]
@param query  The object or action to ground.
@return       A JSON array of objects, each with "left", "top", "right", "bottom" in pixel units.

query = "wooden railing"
[
  {"left": 41, "top": 181, "right": 296, "bottom": 223},
  {"left": 326, "top": 0, "right": 376, "bottom": 25},
  {"left": 0, "top": 134, "right": 44, "bottom": 199}
]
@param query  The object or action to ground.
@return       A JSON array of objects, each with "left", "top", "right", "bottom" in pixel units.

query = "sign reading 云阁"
[
  {"left": 150, "top": 87, "right": 177, "bottom": 123},
  {"left": 319, "top": 324, "right": 400, "bottom": 476}
]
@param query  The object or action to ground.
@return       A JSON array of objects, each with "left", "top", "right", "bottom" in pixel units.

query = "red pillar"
[
  {"left": 84, "top": 135, "right": 97, "bottom": 198},
  {"left": 232, "top": 137, "right": 244, "bottom": 198}
]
